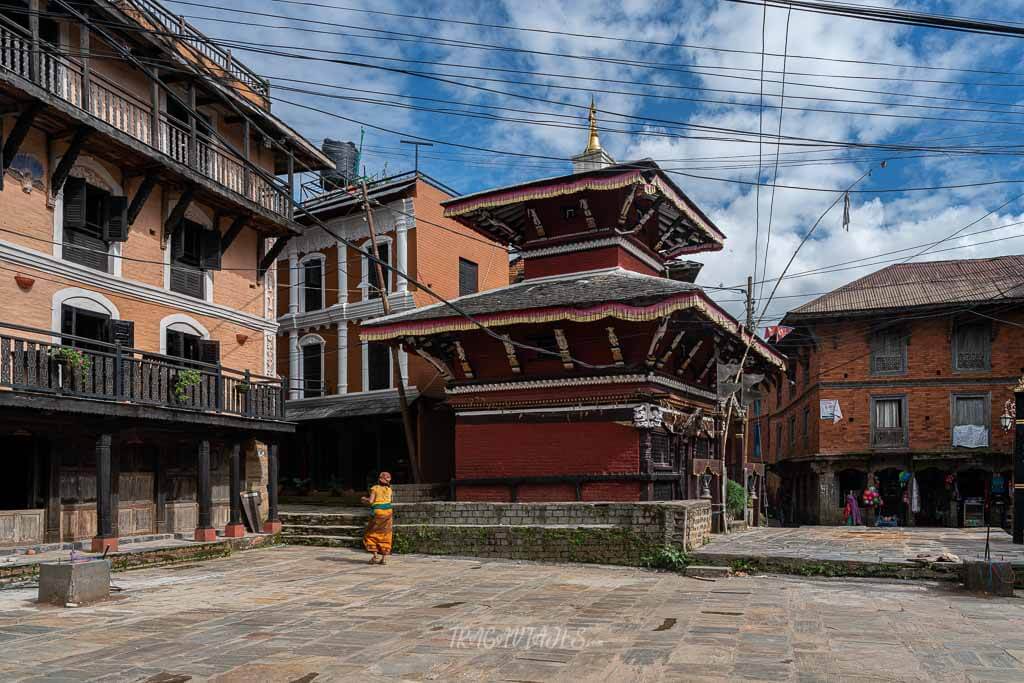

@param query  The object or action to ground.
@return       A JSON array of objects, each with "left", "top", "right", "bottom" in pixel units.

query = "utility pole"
[
  {"left": 400, "top": 140, "right": 433, "bottom": 175},
  {"left": 1013, "top": 377, "right": 1024, "bottom": 543},
  {"left": 745, "top": 275, "right": 755, "bottom": 333},
  {"left": 362, "top": 182, "right": 421, "bottom": 483}
]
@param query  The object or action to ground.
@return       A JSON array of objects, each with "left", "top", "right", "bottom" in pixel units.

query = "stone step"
[
  {"left": 282, "top": 534, "right": 362, "bottom": 549},
  {"left": 685, "top": 565, "right": 732, "bottom": 579},
  {"left": 283, "top": 524, "right": 364, "bottom": 537},
  {"left": 280, "top": 513, "right": 369, "bottom": 527}
]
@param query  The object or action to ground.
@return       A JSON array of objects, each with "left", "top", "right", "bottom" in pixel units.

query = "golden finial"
[{"left": 585, "top": 97, "right": 601, "bottom": 152}]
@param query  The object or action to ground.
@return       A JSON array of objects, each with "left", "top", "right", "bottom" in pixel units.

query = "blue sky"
[{"left": 174, "top": 0, "right": 1024, "bottom": 321}]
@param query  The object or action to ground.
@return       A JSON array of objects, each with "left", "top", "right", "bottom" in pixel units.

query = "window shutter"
[
  {"left": 103, "top": 195, "right": 129, "bottom": 242},
  {"left": 302, "top": 344, "right": 322, "bottom": 397},
  {"left": 110, "top": 319, "right": 134, "bottom": 348},
  {"left": 61, "top": 305, "right": 75, "bottom": 337},
  {"left": 459, "top": 258, "right": 479, "bottom": 296},
  {"left": 171, "top": 223, "right": 186, "bottom": 261},
  {"left": 200, "top": 228, "right": 222, "bottom": 271},
  {"left": 166, "top": 330, "right": 184, "bottom": 359},
  {"left": 197, "top": 339, "right": 220, "bottom": 365},
  {"left": 63, "top": 177, "right": 87, "bottom": 230}
]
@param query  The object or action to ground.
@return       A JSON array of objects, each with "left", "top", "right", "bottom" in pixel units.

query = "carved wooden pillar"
[
  {"left": 263, "top": 443, "right": 282, "bottom": 533},
  {"left": 194, "top": 440, "right": 216, "bottom": 541},
  {"left": 224, "top": 444, "right": 245, "bottom": 537},
  {"left": 92, "top": 434, "right": 118, "bottom": 552}
]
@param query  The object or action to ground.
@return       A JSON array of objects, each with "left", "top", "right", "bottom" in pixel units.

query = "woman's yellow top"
[{"left": 370, "top": 484, "right": 392, "bottom": 510}]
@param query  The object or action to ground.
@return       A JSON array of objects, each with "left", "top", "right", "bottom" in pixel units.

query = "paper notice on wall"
[{"left": 820, "top": 399, "right": 843, "bottom": 424}]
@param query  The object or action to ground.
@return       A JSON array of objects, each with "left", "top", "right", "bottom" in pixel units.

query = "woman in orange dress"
[{"left": 361, "top": 471, "right": 393, "bottom": 565}]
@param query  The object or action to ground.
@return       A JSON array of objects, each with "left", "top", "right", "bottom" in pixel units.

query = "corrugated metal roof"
[{"left": 788, "top": 255, "right": 1024, "bottom": 319}]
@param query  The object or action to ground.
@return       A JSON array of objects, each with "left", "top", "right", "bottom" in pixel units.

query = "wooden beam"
[
  {"left": 126, "top": 174, "right": 158, "bottom": 226},
  {"left": 527, "top": 208, "right": 545, "bottom": 237},
  {"left": 654, "top": 214, "right": 686, "bottom": 251},
  {"left": 452, "top": 341, "right": 474, "bottom": 379},
  {"left": 618, "top": 185, "right": 638, "bottom": 226},
  {"left": 656, "top": 331, "right": 686, "bottom": 370},
  {"left": 677, "top": 340, "right": 704, "bottom": 376},
  {"left": 579, "top": 198, "right": 596, "bottom": 230},
  {"left": 501, "top": 337, "right": 521, "bottom": 374},
  {"left": 50, "top": 127, "right": 92, "bottom": 196},
  {"left": 415, "top": 346, "right": 453, "bottom": 381},
  {"left": 645, "top": 317, "right": 670, "bottom": 367},
  {"left": 2, "top": 102, "right": 44, "bottom": 171},
  {"left": 606, "top": 327, "right": 624, "bottom": 367},
  {"left": 164, "top": 187, "right": 195, "bottom": 237},
  {"left": 220, "top": 215, "right": 248, "bottom": 253},
  {"left": 258, "top": 235, "right": 291, "bottom": 279},
  {"left": 553, "top": 329, "right": 573, "bottom": 370}
]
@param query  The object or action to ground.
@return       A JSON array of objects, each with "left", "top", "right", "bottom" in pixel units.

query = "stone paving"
[
  {"left": 0, "top": 546, "right": 1022, "bottom": 681},
  {"left": 695, "top": 526, "right": 1024, "bottom": 568}
]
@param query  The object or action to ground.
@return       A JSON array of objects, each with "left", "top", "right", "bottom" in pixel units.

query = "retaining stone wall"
[
  {"left": 387, "top": 500, "right": 712, "bottom": 565},
  {"left": 391, "top": 484, "right": 448, "bottom": 503}
]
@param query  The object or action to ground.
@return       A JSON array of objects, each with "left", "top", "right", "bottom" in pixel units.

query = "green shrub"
[
  {"left": 726, "top": 479, "right": 747, "bottom": 519},
  {"left": 641, "top": 545, "right": 690, "bottom": 572}
]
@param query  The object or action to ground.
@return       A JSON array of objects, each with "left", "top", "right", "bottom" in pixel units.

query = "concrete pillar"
[
  {"left": 194, "top": 440, "right": 216, "bottom": 542},
  {"left": 263, "top": 443, "right": 282, "bottom": 534},
  {"left": 91, "top": 434, "right": 117, "bottom": 553},
  {"left": 288, "top": 328, "right": 300, "bottom": 400},
  {"left": 396, "top": 224, "right": 408, "bottom": 293},
  {"left": 224, "top": 444, "right": 245, "bottom": 537},
  {"left": 337, "top": 322, "right": 348, "bottom": 393}
]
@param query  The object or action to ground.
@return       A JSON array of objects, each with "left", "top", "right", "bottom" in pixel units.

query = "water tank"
[{"left": 320, "top": 139, "right": 359, "bottom": 191}]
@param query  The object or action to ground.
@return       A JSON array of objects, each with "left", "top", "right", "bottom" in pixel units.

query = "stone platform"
[
  {"left": 693, "top": 526, "right": 1024, "bottom": 583},
  {"left": 0, "top": 532, "right": 278, "bottom": 586}
]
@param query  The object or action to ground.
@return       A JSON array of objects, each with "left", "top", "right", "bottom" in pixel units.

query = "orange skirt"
[{"left": 363, "top": 509, "right": 393, "bottom": 554}]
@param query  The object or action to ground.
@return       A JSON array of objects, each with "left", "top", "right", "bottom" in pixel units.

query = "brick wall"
[
  {"left": 759, "top": 310, "right": 1024, "bottom": 462},
  {"left": 454, "top": 420, "right": 641, "bottom": 501},
  {"left": 410, "top": 180, "right": 508, "bottom": 307}
]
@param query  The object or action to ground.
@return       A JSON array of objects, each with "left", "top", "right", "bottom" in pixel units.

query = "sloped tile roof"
[{"left": 787, "top": 255, "right": 1024, "bottom": 319}]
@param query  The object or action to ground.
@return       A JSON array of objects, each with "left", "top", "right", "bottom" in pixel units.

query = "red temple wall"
[
  {"left": 523, "top": 245, "right": 659, "bottom": 279},
  {"left": 454, "top": 420, "right": 642, "bottom": 501}
]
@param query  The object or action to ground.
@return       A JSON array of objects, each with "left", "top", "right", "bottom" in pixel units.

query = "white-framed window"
[
  {"left": 951, "top": 393, "right": 990, "bottom": 448},
  {"left": 163, "top": 205, "right": 217, "bottom": 304},
  {"left": 52, "top": 159, "right": 125, "bottom": 277},
  {"left": 359, "top": 236, "right": 392, "bottom": 301},
  {"left": 299, "top": 333, "right": 326, "bottom": 398},
  {"left": 300, "top": 253, "right": 326, "bottom": 312}
]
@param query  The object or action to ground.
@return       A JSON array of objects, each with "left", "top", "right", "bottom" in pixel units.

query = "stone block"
[
  {"left": 39, "top": 559, "right": 111, "bottom": 606},
  {"left": 963, "top": 561, "right": 1014, "bottom": 596}
]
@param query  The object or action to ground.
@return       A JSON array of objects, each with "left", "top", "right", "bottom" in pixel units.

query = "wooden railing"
[
  {"left": 0, "top": 322, "right": 286, "bottom": 421},
  {"left": 0, "top": 14, "right": 289, "bottom": 219},
  {"left": 117, "top": 0, "right": 269, "bottom": 98}
]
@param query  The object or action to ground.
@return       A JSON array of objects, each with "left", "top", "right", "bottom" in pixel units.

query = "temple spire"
[
  {"left": 572, "top": 97, "right": 616, "bottom": 174},
  {"left": 585, "top": 97, "right": 602, "bottom": 153}
]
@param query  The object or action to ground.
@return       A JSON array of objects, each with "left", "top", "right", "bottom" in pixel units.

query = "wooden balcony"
[
  {"left": 0, "top": 322, "right": 287, "bottom": 426},
  {"left": 0, "top": 14, "right": 292, "bottom": 225}
]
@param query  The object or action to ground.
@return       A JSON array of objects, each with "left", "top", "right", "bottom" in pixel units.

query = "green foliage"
[
  {"left": 726, "top": 479, "right": 747, "bottom": 519},
  {"left": 49, "top": 346, "right": 90, "bottom": 371},
  {"left": 641, "top": 545, "right": 690, "bottom": 572},
  {"left": 173, "top": 369, "right": 202, "bottom": 402}
]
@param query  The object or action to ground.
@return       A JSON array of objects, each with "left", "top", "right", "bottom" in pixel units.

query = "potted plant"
[
  {"left": 49, "top": 346, "right": 90, "bottom": 388},
  {"left": 234, "top": 381, "right": 251, "bottom": 394},
  {"left": 173, "top": 368, "right": 202, "bottom": 403}
]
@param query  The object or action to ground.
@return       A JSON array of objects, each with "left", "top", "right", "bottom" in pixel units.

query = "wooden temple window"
[
  {"left": 870, "top": 331, "right": 906, "bottom": 375},
  {"left": 952, "top": 322, "right": 991, "bottom": 372},
  {"left": 650, "top": 432, "right": 672, "bottom": 468},
  {"left": 458, "top": 258, "right": 479, "bottom": 296},
  {"left": 870, "top": 395, "right": 908, "bottom": 448}
]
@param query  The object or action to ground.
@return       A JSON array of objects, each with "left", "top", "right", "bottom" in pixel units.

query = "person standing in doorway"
[{"left": 361, "top": 471, "right": 393, "bottom": 565}]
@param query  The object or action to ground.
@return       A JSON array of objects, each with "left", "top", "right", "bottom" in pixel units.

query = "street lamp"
[{"left": 1002, "top": 399, "right": 1015, "bottom": 432}]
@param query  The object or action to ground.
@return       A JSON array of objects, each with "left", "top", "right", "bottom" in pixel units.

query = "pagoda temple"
[{"left": 362, "top": 105, "right": 785, "bottom": 504}]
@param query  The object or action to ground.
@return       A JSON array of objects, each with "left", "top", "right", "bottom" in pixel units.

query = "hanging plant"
[
  {"left": 235, "top": 381, "right": 251, "bottom": 394},
  {"left": 174, "top": 369, "right": 202, "bottom": 402},
  {"left": 49, "top": 346, "right": 91, "bottom": 371}
]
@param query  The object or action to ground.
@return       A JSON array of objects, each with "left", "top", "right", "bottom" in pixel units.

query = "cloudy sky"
[{"left": 175, "top": 0, "right": 1024, "bottom": 323}]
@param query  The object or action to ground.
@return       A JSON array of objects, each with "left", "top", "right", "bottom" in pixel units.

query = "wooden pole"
[{"left": 362, "top": 182, "right": 421, "bottom": 484}]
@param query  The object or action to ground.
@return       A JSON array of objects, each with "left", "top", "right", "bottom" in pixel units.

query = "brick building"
[
  {"left": 363, "top": 109, "right": 784, "bottom": 505},
  {"left": 755, "top": 256, "right": 1024, "bottom": 528},
  {"left": 275, "top": 171, "right": 508, "bottom": 491},
  {"left": 0, "top": 1, "right": 329, "bottom": 549}
]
